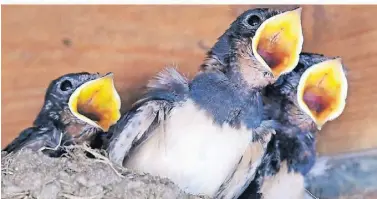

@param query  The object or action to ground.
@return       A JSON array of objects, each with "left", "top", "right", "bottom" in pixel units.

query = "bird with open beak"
[
  {"left": 238, "top": 53, "right": 349, "bottom": 199},
  {"left": 107, "top": 7, "right": 303, "bottom": 198},
  {"left": 3, "top": 72, "right": 121, "bottom": 157}
]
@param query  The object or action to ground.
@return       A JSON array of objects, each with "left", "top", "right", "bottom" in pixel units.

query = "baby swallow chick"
[
  {"left": 107, "top": 7, "right": 303, "bottom": 199},
  {"left": 239, "top": 53, "right": 349, "bottom": 199},
  {"left": 3, "top": 72, "right": 121, "bottom": 157}
]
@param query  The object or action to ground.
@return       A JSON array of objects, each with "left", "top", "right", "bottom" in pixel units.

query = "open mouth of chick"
[
  {"left": 297, "top": 59, "right": 348, "bottom": 129},
  {"left": 68, "top": 73, "right": 121, "bottom": 131},
  {"left": 252, "top": 7, "right": 304, "bottom": 77}
]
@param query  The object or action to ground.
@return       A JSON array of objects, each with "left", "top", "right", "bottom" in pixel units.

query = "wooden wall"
[{"left": 2, "top": 5, "right": 377, "bottom": 155}]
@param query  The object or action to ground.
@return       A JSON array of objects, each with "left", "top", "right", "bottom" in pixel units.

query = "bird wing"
[
  {"left": 2, "top": 124, "right": 63, "bottom": 156},
  {"left": 107, "top": 100, "right": 172, "bottom": 166},
  {"left": 107, "top": 67, "right": 189, "bottom": 166},
  {"left": 214, "top": 120, "right": 277, "bottom": 199},
  {"left": 238, "top": 124, "right": 316, "bottom": 199}
]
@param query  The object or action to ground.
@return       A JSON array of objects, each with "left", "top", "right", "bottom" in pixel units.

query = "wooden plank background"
[{"left": 2, "top": 5, "right": 377, "bottom": 155}]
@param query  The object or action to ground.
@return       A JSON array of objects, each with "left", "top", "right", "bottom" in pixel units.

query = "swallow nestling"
[
  {"left": 107, "top": 7, "right": 303, "bottom": 198},
  {"left": 239, "top": 53, "right": 349, "bottom": 199},
  {"left": 3, "top": 72, "right": 121, "bottom": 157}
]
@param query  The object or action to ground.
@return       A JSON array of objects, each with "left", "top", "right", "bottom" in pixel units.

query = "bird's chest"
[
  {"left": 125, "top": 101, "right": 252, "bottom": 196},
  {"left": 59, "top": 109, "right": 99, "bottom": 144},
  {"left": 259, "top": 161, "right": 305, "bottom": 199},
  {"left": 64, "top": 123, "right": 86, "bottom": 137}
]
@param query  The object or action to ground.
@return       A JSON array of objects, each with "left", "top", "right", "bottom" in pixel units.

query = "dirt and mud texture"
[{"left": 1, "top": 146, "right": 208, "bottom": 199}]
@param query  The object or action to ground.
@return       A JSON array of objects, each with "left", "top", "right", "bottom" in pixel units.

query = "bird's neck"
[
  {"left": 227, "top": 36, "right": 268, "bottom": 90},
  {"left": 200, "top": 28, "right": 233, "bottom": 73},
  {"left": 226, "top": 63, "right": 264, "bottom": 97},
  {"left": 284, "top": 103, "right": 318, "bottom": 133}
]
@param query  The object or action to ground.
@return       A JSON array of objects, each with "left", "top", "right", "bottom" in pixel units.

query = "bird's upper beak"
[
  {"left": 68, "top": 73, "right": 121, "bottom": 131},
  {"left": 252, "top": 7, "right": 303, "bottom": 77},
  {"left": 296, "top": 58, "right": 348, "bottom": 130}
]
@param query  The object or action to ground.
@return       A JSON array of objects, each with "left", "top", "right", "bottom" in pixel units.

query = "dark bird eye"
[
  {"left": 247, "top": 15, "right": 262, "bottom": 27},
  {"left": 60, "top": 80, "right": 73, "bottom": 91}
]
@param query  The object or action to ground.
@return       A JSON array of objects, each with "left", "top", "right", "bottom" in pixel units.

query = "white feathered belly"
[{"left": 125, "top": 100, "right": 251, "bottom": 196}]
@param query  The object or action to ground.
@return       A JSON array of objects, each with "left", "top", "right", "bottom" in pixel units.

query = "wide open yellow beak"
[
  {"left": 297, "top": 58, "right": 348, "bottom": 130},
  {"left": 68, "top": 73, "right": 121, "bottom": 131},
  {"left": 252, "top": 7, "right": 303, "bottom": 77}
]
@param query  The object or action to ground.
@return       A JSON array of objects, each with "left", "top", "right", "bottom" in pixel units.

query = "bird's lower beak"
[
  {"left": 252, "top": 7, "right": 303, "bottom": 77},
  {"left": 296, "top": 58, "right": 348, "bottom": 130},
  {"left": 68, "top": 73, "right": 121, "bottom": 131}
]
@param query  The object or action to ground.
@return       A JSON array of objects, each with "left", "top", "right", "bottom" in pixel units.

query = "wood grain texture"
[{"left": 2, "top": 5, "right": 377, "bottom": 155}]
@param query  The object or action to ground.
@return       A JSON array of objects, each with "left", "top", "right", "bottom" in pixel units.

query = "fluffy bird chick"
[
  {"left": 3, "top": 72, "right": 121, "bottom": 157},
  {"left": 239, "top": 53, "right": 349, "bottom": 199},
  {"left": 107, "top": 7, "right": 303, "bottom": 199}
]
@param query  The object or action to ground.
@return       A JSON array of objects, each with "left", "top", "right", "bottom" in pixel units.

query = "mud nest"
[{"left": 1, "top": 146, "right": 207, "bottom": 199}]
